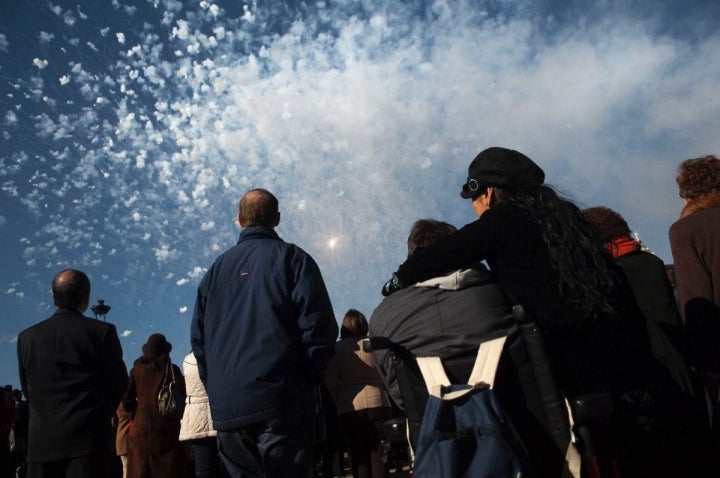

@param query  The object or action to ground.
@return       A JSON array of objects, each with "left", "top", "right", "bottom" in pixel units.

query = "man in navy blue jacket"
[{"left": 191, "top": 188, "right": 338, "bottom": 478}]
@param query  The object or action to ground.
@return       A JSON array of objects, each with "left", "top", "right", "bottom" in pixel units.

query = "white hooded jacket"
[{"left": 179, "top": 352, "right": 217, "bottom": 441}]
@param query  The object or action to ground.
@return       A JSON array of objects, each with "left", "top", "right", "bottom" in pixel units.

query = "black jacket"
[
  {"left": 394, "top": 204, "right": 654, "bottom": 398},
  {"left": 370, "top": 266, "right": 514, "bottom": 405},
  {"left": 17, "top": 308, "right": 128, "bottom": 462}
]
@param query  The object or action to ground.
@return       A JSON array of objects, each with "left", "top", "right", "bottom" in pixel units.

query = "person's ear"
[
  {"left": 78, "top": 297, "right": 90, "bottom": 313},
  {"left": 237, "top": 212, "right": 247, "bottom": 228},
  {"left": 486, "top": 187, "right": 497, "bottom": 206},
  {"left": 273, "top": 212, "right": 281, "bottom": 227}
]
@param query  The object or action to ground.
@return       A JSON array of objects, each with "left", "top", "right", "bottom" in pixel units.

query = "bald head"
[
  {"left": 238, "top": 188, "right": 280, "bottom": 228},
  {"left": 52, "top": 269, "right": 91, "bottom": 311}
]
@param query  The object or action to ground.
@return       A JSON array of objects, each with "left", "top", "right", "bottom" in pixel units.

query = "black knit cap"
[
  {"left": 460, "top": 147, "right": 545, "bottom": 198},
  {"left": 142, "top": 333, "right": 172, "bottom": 356}
]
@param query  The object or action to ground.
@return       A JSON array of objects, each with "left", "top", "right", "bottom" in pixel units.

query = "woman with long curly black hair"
[{"left": 386, "top": 147, "right": 651, "bottom": 398}]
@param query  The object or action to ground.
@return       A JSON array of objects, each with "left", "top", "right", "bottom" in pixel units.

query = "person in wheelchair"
[{"left": 369, "top": 218, "right": 567, "bottom": 477}]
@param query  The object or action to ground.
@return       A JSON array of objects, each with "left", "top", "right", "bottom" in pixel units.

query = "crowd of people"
[{"left": 9, "top": 150, "right": 720, "bottom": 478}]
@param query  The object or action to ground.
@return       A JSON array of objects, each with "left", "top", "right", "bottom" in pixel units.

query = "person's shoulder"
[
  {"left": 370, "top": 286, "right": 428, "bottom": 326},
  {"left": 282, "top": 241, "right": 321, "bottom": 265},
  {"left": 183, "top": 352, "right": 196, "bottom": 365},
  {"left": 18, "top": 313, "right": 62, "bottom": 339},
  {"left": 620, "top": 249, "right": 664, "bottom": 264},
  {"left": 17, "top": 322, "right": 40, "bottom": 345},
  {"left": 81, "top": 315, "right": 117, "bottom": 333},
  {"left": 670, "top": 210, "right": 710, "bottom": 241}
]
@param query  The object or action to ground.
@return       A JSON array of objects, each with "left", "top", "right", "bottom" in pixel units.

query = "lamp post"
[{"left": 91, "top": 299, "right": 111, "bottom": 321}]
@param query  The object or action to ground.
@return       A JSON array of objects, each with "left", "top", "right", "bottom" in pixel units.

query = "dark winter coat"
[
  {"left": 122, "top": 355, "right": 186, "bottom": 478},
  {"left": 370, "top": 266, "right": 515, "bottom": 406},
  {"left": 191, "top": 226, "right": 338, "bottom": 430},
  {"left": 394, "top": 203, "right": 655, "bottom": 399},
  {"left": 670, "top": 195, "right": 720, "bottom": 320},
  {"left": 371, "top": 266, "right": 568, "bottom": 477},
  {"left": 17, "top": 308, "right": 128, "bottom": 463},
  {"left": 617, "top": 250, "right": 681, "bottom": 332},
  {"left": 669, "top": 200, "right": 720, "bottom": 372}
]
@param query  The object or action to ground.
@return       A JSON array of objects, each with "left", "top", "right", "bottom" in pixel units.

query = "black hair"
[{"left": 497, "top": 185, "right": 620, "bottom": 318}]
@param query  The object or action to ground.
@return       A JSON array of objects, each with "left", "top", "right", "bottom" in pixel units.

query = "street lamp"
[{"left": 91, "top": 299, "right": 111, "bottom": 321}]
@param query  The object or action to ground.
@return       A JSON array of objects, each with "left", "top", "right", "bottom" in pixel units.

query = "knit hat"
[
  {"left": 142, "top": 333, "right": 172, "bottom": 356},
  {"left": 460, "top": 147, "right": 545, "bottom": 198}
]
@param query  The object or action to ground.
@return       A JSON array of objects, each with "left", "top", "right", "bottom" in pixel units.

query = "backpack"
[{"left": 412, "top": 335, "right": 536, "bottom": 478}]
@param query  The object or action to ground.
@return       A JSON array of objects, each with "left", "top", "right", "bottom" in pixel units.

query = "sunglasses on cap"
[{"left": 462, "top": 178, "right": 487, "bottom": 196}]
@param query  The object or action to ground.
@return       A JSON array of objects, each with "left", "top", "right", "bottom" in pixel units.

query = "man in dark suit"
[{"left": 17, "top": 269, "right": 129, "bottom": 478}]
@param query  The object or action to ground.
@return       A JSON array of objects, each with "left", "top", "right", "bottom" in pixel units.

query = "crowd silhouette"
[{"left": 8, "top": 152, "right": 720, "bottom": 478}]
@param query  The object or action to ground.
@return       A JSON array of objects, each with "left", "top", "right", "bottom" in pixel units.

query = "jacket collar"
[
  {"left": 680, "top": 191, "right": 720, "bottom": 219},
  {"left": 237, "top": 226, "right": 281, "bottom": 243},
  {"left": 53, "top": 307, "right": 87, "bottom": 318}
]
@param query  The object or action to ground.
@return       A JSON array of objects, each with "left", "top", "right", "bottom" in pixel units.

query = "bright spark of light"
[{"left": 328, "top": 237, "right": 337, "bottom": 250}]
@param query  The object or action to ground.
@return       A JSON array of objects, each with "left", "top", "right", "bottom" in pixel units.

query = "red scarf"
[{"left": 605, "top": 236, "right": 641, "bottom": 258}]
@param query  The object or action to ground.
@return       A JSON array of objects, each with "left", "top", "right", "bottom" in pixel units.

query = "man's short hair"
[
  {"left": 407, "top": 219, "right": 457, "bottom": 257},
  {"left": 581, "top": 206, "right": 632, "bottom": 243},
  {"left": 340, "top": 308, "right": 368, "bottom": 338},
  {"left": 238, "top": 188, "right": 279, "bottom": 227},
  {"left": 52, "top": 269, "right": 91, "bottom": 309}
]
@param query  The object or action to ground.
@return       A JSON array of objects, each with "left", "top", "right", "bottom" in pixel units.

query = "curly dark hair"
[
  {"left": 677, "top": 155, "right": 720, "bottom": 200},
  {"left": 581, "top": 206, "right": 632, "bottom": 243},
  {"left": 497, "top": 185, "right": 621, "bottom": 318}
]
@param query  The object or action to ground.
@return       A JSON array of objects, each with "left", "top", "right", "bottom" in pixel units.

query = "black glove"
[{"left": 381, "top": 273, "right": 403, "bottom": 297}]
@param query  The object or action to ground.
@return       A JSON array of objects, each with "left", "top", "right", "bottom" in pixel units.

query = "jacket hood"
[{"left": 414, "top": 264, "right": 493, "bottom": 291}]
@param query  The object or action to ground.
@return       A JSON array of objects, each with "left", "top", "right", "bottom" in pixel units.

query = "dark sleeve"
[
  {"left": 396, "top": 218, "right": 491, "bottom": 285},
  {"left": 190, "top": 275, "right": 209, "bottom": 384},
  {"left": 292, "top": 250, "right": 339, "bottom": 385},
  {"left": 121, "top": 367, "right": 137, "bottom": 415},
  {"left": 371, "top": 349, "right": 403, "bottom": 410},
  {"left": 172, "top": 363, "right": 187, "bottom": 416},
  {"left": 101, "top": 324, "right": 129, "bottom": 408},
  {"left": 17, "top": 336, "right": 27, "bottom": 402}
]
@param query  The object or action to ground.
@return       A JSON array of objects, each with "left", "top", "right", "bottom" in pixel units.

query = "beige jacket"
[{"left": 324, "top": 337, "right": 391, "bottom": 415}]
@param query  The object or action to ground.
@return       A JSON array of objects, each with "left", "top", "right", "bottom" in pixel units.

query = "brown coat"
[
  {"left": 671, "top": 192, "right": 720, "bottom": 317},
  {"left": 324, "top": 337, "right": 391, "bottom": 415},
  {"left": 122, "top": 354, "right": 186, "bottom": 478},
  {"left": 115, "top": 402, "right": 133, "bottom": 456},
  {"left": 669, "top": 194, "right": 720, "bottom": 373}
]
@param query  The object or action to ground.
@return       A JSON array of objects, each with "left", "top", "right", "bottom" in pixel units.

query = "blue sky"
[{"left": 1, "top": 0, "right": 719, "bottom": 388}]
